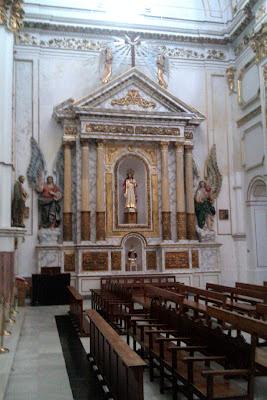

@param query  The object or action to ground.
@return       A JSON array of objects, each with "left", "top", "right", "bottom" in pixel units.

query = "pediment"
[{"left": 54, "top": 68, "right": 205, "bottom": 123}]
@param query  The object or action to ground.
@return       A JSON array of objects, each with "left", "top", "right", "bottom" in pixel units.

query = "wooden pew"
[
  {"left": 131, "top": 295, "right": 267, "bottom": 400},
  {"left": 87, "top": 309, "right": 146, "bottom": 400},
  {"left": 236, "top": 282, "right": 267, "bottom": 293},
  {"left": 100, "top": 274, "right": 176, "bottom": 290},
  {"left": 67, "top": 286, "right": 84, "bottom": 334}
]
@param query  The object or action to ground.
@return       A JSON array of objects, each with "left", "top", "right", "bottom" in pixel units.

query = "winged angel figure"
[
  {"left": 27, "top": 138, "right": 63, "bottom": 229},
  {"left": 194, "top": 145, "right": 222, "bottom": 239}
]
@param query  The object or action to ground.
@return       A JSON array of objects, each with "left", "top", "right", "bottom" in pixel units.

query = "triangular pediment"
[{"left": 54, "top": 68, "right": 205, "bottom": 124}]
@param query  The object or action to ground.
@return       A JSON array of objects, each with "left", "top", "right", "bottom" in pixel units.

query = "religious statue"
[
  {"left": 27, "top": 138, "right": 64, "bottom": 232},
  {"left": 127, "top": 247, "right": 137, "bottom": 271},
  {"left": 123, "top": 169, "right": 137, "bottom": 211},
  {"left": 37, "top": 176, "right": 62, "bottom": 229},
  {"left": 12, "top": 175, "right": 28, "bottom": 227},
  {"left": 194, "top": 145, "right": 222, "bottom": 241},
  {"left": 195, "top": 181, "right": 216, "bottom": 231},
  {"left": 102, "top": 47, "right": 113, "bottom": 84},
  {"left": 156, "top": 54, "right": 168, "bottom": 89}
]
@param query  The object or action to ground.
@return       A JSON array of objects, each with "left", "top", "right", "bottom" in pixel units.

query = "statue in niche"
[
  {"left": 194, "top": 145, "right": 222, "bottom": 241},
  {"left": 127, "top": 247, "right": 138, "bottom": 271},
  {"left": 156, "top": 54, "right": 168, "bottom": 89},
  {"left": 101, "top": 47, "right": 113, "bottom": 84},
  {"left": 27, "top": 138, "right": 64, "bottom": 242},
  {"left": 12, "top": 175, "right": 28, "bottom": 227},
  {"left": 37, "top": 176, "right": 62, "bottom": 228},
  {"left": 123, "top": 169, "right": 138, "bottom": 224}
]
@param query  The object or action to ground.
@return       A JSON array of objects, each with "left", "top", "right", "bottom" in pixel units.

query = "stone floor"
[{"left": 2, "top": 305, "right": 267, "bottom": 400}]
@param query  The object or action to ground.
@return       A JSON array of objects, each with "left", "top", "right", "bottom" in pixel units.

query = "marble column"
[
  {"left": 81, "top": 140, "right": 90, "bottom": 241},
  {"left": 160, "top": 142, "right": 171, "bottom": 240},
  {"left": 63, "top": 142, "right": 73, "bottom": 241},
  {"left": 184, "top": 145, "right": 196, "bottom": 240},
  {"left": 175, "top": 143, "right": 187, "bottom": 240},
  {"left": 96, "top": 141, "right": 105, "bottom": 241}
]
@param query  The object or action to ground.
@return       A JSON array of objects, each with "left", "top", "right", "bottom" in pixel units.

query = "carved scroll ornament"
[{"left": 111, "top": 89, "right": 156, "bottom": 109}]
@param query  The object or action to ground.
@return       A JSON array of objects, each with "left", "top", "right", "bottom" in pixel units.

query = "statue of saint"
[
  {"left": 102, "top": 47, "right": 113, "bottom": 84},
  {"left": 156, "top": 54, "right": 168, "bottom": 89},
  {"left": 12, "top": 175, "right": 28, "bottom": 227},
  {"left": 128, "top": 247, "right": 137, "bottom": 271},
  {"left": 194, "top": 181, "right": 216, "bottom": 231},
  {"left": 37, "top": 176, "right": 62, "bottom": 229},
  {"left": 123, "top": 169, "right": 137, "bottom": 211}
]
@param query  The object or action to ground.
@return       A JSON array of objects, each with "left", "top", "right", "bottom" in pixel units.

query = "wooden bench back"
[
  {"left": 144, "top": 285, "right": 184, "bottom": 305},
  {"left": 88, "top": 309, "right": 146, "bottom": 400},
  {"left": 236, "top": 282, "right": 267, "bottom": 293},
  {"left": 207, "top": 306, "right": 267, "bottom": 339},
  {"left": 176, "top": 284, "right": 227, "bottom": 305},
  {"left": 207, "top": 282, "right": 267, "bottom": 303}
]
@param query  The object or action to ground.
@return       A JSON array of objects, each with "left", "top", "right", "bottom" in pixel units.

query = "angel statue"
[
  {"left": 156, "top": 54, "right": 168, "bottom": 89},
  {"left": 27, "top": 138, "right": 63, "bottom": 230},
  {"left": 101, "top": 47, "right": 113, "bottom": 84},
  {"left": 194, "top": 145, "right": 222, "bottom": 241}
]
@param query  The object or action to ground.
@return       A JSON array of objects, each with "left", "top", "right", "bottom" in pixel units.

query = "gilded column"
[
  {"left": 63, "top": 142, "right": 73, "bottom": 241},
  {"left": 81, "top": 140, "right": 90, "bottom": 240},
  {"left": 96, "top": 141, "right": 105, "bottom": 241},
  {"left": 160, "top": 142, "right": 171, "bottom": 240},
  {"left": 175, "top": 143, "right": 187, "bottom": 240},
  {"left": 184, "top": 145, "right": 196, "bottom": 240}
]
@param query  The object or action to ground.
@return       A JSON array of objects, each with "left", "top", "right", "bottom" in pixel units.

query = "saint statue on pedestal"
[
  {"left": 123, "top": 169, "right": 137, "bottom": 211},
  {"left": 37, "top": 176, "right": 62, "bottom": 229},
  {"left": 12, "top": 175, "right": 28, "bottom": 228},
  {"left": 123, "top": 169, "right": 138, "bottom": 224}
]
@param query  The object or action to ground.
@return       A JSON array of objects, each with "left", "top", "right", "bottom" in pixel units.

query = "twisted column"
[
  {"left": 184, "top": 145, "right": 196, "bottom": 240},
  {"left": 160, "top": 142, "right": 171, "bottom": 240},
  {"left": 96, "top": 141, "right": 105, "bottom": 241},
  {"left": 81, "top": 140, "right": 90, "bottom": 241},
  {"left": 175, "top": 143, "right": 187, "bottom": 240}
]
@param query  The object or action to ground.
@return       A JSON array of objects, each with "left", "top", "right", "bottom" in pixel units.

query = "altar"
[{"left": 36, "top": 68, "right": 221, "bottom": 294}]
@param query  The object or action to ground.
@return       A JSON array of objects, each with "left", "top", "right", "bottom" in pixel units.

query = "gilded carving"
[
  {"left": 165, "top": 252, "right": 189, "bottom": 269},
  {"left": 64, "top": 252, "right": 75, "bottom": 272},
  {"left": 250, "top": 23, "right": 267, "bottom": 63},
  {"left": 64, "top": 126, "right": 77, "bottom": 136},
  {"left": 176, "top": 212, "right": 187, "bottom": 240},
  {"left": 85, "top": 123, "right": 134, "bottom": 135},
  {"left": 226, "top": 66, "right": 236, "bottom": 94},
  {"left": 82, "top": 252, "right": 108, "bottom": 271},
  {"left": 146, "top": 251, "right": 157, "bottom": 270},
  {"left": 158, "top": 46, "right": 226, "bottom": 61},
  {"left": 135, "top": 126, "right": 180, "bottom": 136},
  {"left": 111, "top": 252, "right": 121, "bottom": 271},
  {"left": 0, "top": 0, "right": 24, "bottom": 32},
  {"left": 111, "top": 89, "right": 156, "bottom": 109},
  {"left": 184, "top": 131, "right": 193, "bottom": 140}
]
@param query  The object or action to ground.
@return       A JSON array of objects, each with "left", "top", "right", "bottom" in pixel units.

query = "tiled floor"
[{"left": 3, "top": 305, "right": 267, "bottom": 400}]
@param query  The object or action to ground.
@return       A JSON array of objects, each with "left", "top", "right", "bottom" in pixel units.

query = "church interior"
[{"left": 1, "top": 1, "right": 267, "bottom": 399}]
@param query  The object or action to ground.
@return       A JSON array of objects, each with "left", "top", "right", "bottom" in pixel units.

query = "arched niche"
[
  {"left": 122, "top": 233, "right": 146, "bottom": 272},
  {"left": 115, "top": 154, "right": 149, "bottom": 226},
  {"left": 246, "top": 177, "right": 267, "bottom": 269}
]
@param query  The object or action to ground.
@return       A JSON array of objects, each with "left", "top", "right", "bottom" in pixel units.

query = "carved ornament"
[
  {"left": 85, "top": 123, "right": 179, "bottom": 137},
  {"left": 165, "top": 251, "right": 189, "bottom": 269},
  {"left": 225, "top": 66, "right": 236, "bottom": 95},
  {"left": 135, "top": 126, "right": 180, "bottom": 136},
  {"left": 64, "top": 126, "right": 78, "bottom": 136},
  {"left": 250, "top": 23, "right": 267, "bottom": 63},
  {"left": 0, "top": 0, "right": 24, "bottom": 32},
  {"left": 159, "top": 46, "right": 226, "bottom": 61},
  {"left": 185, "top": 131, "right": 193, "bottom": 140},
  {"left": 16, "top": 32, "right": 104, "bottom": 50},
  {"left": 111, "top": 90, "right": 156, "bottom": 109}
]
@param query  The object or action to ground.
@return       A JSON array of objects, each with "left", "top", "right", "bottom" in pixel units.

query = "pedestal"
[{"left": 124, "top": 211, "right": 137, "bottom": 224}]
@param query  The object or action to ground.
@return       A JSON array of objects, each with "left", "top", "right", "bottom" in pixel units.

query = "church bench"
[
  {"left": 133, "top": 299, "right": 266, "bottom": 400},
  {"left": 235, "top": 282, "right": 267, "bottom": 293},
  {"left": 87, "top": 309, "right": 146, "bottom": 400},
  {"left": 67, "top": 286, "right": 84, "bottom": 334},
  {"left": 174, "top": 284, "right": 228, "bottom": 309}
]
